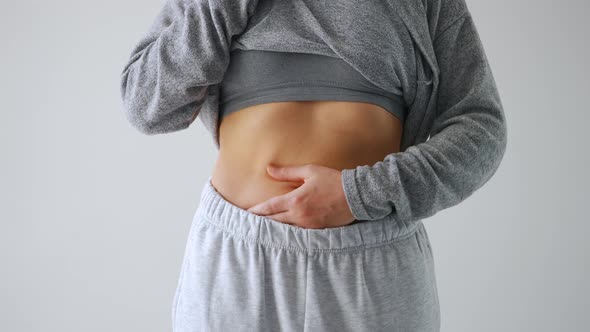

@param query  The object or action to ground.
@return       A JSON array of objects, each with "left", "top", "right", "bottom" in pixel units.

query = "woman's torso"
[{"left": 210, "top": 100, "right": 403, "bottom": 222}]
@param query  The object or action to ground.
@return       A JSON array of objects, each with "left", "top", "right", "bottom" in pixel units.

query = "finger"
[
  {"left": 266, "top": 163, "right": 316, "bottom": 182},
  {"left": 265, "top": 211, "right": 298, "bottom": 226},
  {"left": 247, "top": 191, "right": 296, "bottom": 215}
]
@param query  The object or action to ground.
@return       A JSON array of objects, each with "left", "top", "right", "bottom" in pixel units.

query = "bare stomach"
[{"left": 210, "top": 100, "right": 403, "bottom": 222}]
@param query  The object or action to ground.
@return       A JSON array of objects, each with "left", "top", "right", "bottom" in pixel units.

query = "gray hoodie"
[{"left": 120, "top": 0, "right": 507, "bottom": 225}]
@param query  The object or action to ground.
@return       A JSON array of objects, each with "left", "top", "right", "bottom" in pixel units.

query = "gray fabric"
[
  {"left": 120, "top": 0, "right": 507, "bottom": 224},
  {"left": 218, "top": 49, "right": 407, "bottom": 122},
  {"left": 172, "top": 176, "right": 440, "bottom": 331}
]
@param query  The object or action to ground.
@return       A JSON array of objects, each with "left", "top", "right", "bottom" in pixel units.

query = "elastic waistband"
[{"left": 193, "top": 176, "right": 423, "bottom": 253}]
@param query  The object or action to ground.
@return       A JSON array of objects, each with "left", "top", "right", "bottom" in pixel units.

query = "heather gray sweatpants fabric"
[{"left": 171, "top": 176, "right": 440, "bottom": 331}]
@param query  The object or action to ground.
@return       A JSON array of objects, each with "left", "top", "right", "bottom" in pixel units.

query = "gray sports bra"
[{"left": 219, "top": 49, "right": 407, "bottom": 122}]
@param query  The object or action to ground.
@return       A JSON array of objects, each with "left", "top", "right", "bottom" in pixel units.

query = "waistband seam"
[{"left": 197, "top": 211, "right": 423, "bottom": 254}]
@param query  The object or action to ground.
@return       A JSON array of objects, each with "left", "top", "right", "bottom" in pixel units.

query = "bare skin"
[{"left": 210, "top": 100, "right": 403, "bottom": 229}]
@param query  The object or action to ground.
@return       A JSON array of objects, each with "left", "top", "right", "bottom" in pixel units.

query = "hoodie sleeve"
[
  {"left": 340, "top": 9, "right": 507, "bottom": 223},
  {"left": 119, "top": 0, "right": 259, "bottom": 134}
]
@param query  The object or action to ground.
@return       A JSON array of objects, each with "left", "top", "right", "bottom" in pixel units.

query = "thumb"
[{"left": 266, "top": 164, "right": 314, "bottom": 181}]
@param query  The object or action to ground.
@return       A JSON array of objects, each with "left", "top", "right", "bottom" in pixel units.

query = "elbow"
[
  {"left": 498, "top": 121, "right": 508, "bottom": 167},
  {"left": 120, "top": 101, "right": 158, "bottom": 135},
  {"left": 119, "top": 64, "right": 206, "bottom": 135},
  {"left": 121, "top": 102, "right": 193, "bottom": 136},
  {"left": 493, "top": 105, "right": 508, "bottom": 171},
  {"left": 120, "top": 87, "right": 161, "bottom": 135},
  {"left": 479, "top": 108, "right": 508, "bottom": 187},
  {"left": 119, "top": 70, "right": 164, "bottom": 135},
  {"left": 120, "top": 77, "right": 154, "bottom": 135},
  {"left": 125, "top": 114, "right": 161, "bottom": 135},
  {"left": 120, "top": 100, "right": 197, "bottom": 136}
]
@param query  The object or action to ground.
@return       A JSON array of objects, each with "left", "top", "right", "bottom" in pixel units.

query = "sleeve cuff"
[{"left": 341, "top": 168, "right": 374, "bottom": 221}]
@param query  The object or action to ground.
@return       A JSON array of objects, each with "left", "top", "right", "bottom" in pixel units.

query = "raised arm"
[
  {"left": 119, "top": 0, "right": 259, "bottom": 134},
  {"left": 340, "top": 9, "right": 507, "bottom": 223}
]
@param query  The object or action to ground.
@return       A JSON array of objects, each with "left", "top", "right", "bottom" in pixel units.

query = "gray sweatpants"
[{"left": 171, "top": 176, "right": 440, "bottom": 331}]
